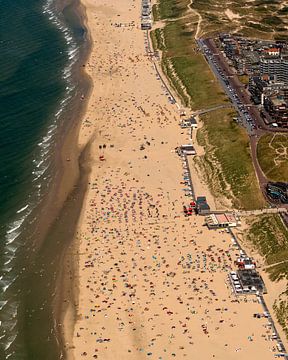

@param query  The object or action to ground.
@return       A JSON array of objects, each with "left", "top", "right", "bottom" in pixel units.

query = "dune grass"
[
  {"left": 273, "top": 298, "right": 288, "bottom": 340},
  {"left": 159, "top": 19, "right": 228, "bottom": 110},
  {"left": 257, "top": 133, "right": 288, "bottom": 183},
  {"left": 246, "top": 215, "right": 288, "bottom": 276},
  {"left": 157, "top": 0, "right": 190, "bottom": 20},
  {"left": 191, "top": 0, "right": 288, "bottom": 39},
  {"left": 152, "top": 0, "right": 265, "bottom": 209},
  {"left": 197, "top": 109, "right": 266, "bottom": 209}
]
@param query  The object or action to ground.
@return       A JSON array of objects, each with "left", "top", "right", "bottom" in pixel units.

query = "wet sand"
[{"left": 62, "top": 0, "right": 287, "bottom": 358}]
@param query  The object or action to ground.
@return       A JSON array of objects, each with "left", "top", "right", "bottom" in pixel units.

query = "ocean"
[{"left": 0, "top": 0, "right": 88, "bottom": 358}]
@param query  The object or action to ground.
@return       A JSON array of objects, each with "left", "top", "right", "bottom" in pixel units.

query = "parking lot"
[{"left": 197, "top": 38, "right": 258, "bottom": 136}]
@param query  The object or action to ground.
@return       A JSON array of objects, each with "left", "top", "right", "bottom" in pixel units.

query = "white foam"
[
  {"left": 6, "top": 352, "right": 16, "bottom": 359},
  {"left": 35, "top": 159, "right": 44, "bottom": 169},
  {"left": 47, "top": 124, "right": 57, "bottom": 134},
  {"left": 1, "top": 275, "right": 18, "bottom": 293},
  {"left": 55, "top": 108, "right": 64, "bottom": 118},
  {"left": 5, "top": 212, "right": 30, "bottom": 245},
  {"left": 5, "top": 245, "right": 17, "bottom": 254},
  {"left": 3, "top": 257, "right": 14, "bottom": 266},
  {"left": 32, "top": 166, "right": 49, "bottom": 179},
  {"left": 6, "top": 219, "right": 24, "bottom": 235},
  {"left": 4, "top": 333, "right": 17, "bottom": 351},
  {"left": 6, "top": 233, "right": 20, "bottom": 245},
  {"left": 0, "top": 300, "right": 8, "bottom": 311},
  {"left": 16, "top": 205, "right": 29, "bottom": 214}
]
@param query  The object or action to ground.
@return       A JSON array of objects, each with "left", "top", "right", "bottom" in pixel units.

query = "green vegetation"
[
  {"left": 245, "top": 214, "right": 288, "bottom": 339},
  {"left": 245, "top": 214, "right": 288, "bottom": 280},
  {"left": 162, "top": 57, "right": 190, "bottom": 106},
  {"left": 157, "top": 0, "right": 189, "bottom": 19},
  {"left": 196, "top": 109, "right": 266, "bottom": 209},
  {"left": 246, "top": 22, "right": 273, "bottom": 33},
  {"left": 152, "top": 0, "right": 266, "bottom": 208},
  {"left": 278, "top": 6, "right": 288, "bottom": 15},
  {"left": 274, "top": 34, "right": 288, "bottom": 41},
  {"left": 189, "top": 0, "right": 288, "bottom": 39},
  {"left": 150, "top": 30, "right": 158, "bottom": 54},
  {"left": 257, "top": 133, "right": 288, "bottom": 182},
  {"left": 171, "top": 55, "right": 228, "bottom": 109},
  {"left": 238, "top": 75, "right": 249, "bottom": 85},
  {"left": 152, "top": 4, "right": 160, "bottom": 22},
  {"left": 268, "top": 262, "right": 288, "bottom": 282},
  {"left": 274, "top": 297, "right": 288, "bottom": 339},
  {"left": 262, "top": 15, "right": 283, "bottom": 26},
  {"left": 152, "top": 0, "right": 272, "bottom": 209},
  {"left": 157, "top": 18, "right": 228, "bottom": 109},
  {"left": 150, "top": 28, "right": 164, "bottom": 51}
]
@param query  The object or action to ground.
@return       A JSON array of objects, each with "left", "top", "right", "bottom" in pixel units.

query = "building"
[
  {"left": 141, "top": 0, "right": 152, "bottom": 30},
  {"left": 266, "top": 182, "right": 288, "bottom": 203},
  {"left": 205, "top": 213, "right": 239, "bottom": 229},
  {"left": 185, "top": 117, "right": 198, "bottom": 128},
  {"left": 141, "top": 19, "right": 152, "bottom": 30},
  {"left": 180, "top": 117, "right": 198, "bottom": 129},
  {"left": 260, "top": 58, "right": 288, "bottom": 84},
  {"left": 263, "top": 47, "right": 280, "bottom": 57},
  {"left": 196, "top": 196, "right": 210, "bottom": 215},
  {"left": 248, "top": 76, "right": 286, "bottom": 105},
  {"left": 263, "top": 92, "right": 288, "bottom": 127},
  {"left": 235, "top": 257, "right": 256, "bottom": 270},
  {"left": 237, "top": 269, "right": 266, "bottom": 294},
  {"left": 180, "top": 144, "right": 196, "bottom": 156}
]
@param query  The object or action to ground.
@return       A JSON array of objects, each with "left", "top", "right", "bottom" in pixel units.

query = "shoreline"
[
  {"left": 64, "top": 0, "right": 288, "bottom": 359},
  {"left": 10, "top": 0, "right": 95, "bottom": 356},
  {"left": 51, "top": 0, "right": 96, "bottom": 358},
  {"left": 51, "top": 0, "right": 94, "bottom": 357}
]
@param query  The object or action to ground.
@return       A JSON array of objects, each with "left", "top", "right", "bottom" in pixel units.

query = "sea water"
[{"left": 0, "top": 0, "right": 87, "bottom": 358}]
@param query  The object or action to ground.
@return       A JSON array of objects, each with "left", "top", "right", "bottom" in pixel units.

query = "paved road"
[
  {"left": 202, "top": 38, "right": 288, "bottom": 134},
  {"left": 198, "top": 38, "right": 257, "bottom": 136},
  {"left": 197, "top": 38, "right": 288, "bottom": 209}
]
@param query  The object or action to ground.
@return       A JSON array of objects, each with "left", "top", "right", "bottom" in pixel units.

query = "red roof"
[{"left": 264, "top": 48, "right": 279, "bottom": 53}]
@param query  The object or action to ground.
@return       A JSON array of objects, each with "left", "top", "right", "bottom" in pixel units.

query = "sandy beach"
[{"left": 62, "top": 0, "right": 287, "bottom": 358}]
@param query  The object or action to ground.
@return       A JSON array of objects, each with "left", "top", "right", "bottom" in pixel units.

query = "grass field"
[
  {"left": 257, "top": 133, "right": 288, "bottom": 183},
  {"left": 196, "top": 109, "right": 266, "bottom": 209}
]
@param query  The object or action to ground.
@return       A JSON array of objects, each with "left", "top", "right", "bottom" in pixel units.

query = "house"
[
  {"left": 186, "top": 116, "right": 198, "bottom": 128},
  {"left": 196, "top": 196, "right": 210, "bottom": 215},
  {"left": 263, "top": 47, "right": 280, "bottom": 57},
  {"left": 180, "top": 144, "right": 196, "bottom": 156},
  {"left": 180, "top": 117, "right": 198, "bottom": 129},
  {"left": 235, "top": 257, "right": 256, "bottom": 270},
  {"left": 205, "top": 213, "right": 239, "bottom": 228}
]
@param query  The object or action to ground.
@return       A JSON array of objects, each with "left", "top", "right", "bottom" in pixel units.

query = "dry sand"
[{"left": 62, "top": 0, "right": 287, "bottom": 358}]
